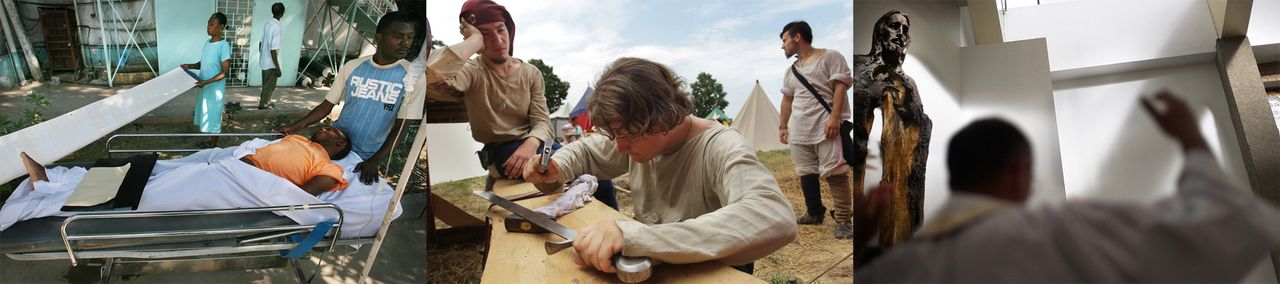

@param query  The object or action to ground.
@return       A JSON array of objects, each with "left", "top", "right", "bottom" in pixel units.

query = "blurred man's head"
[
  {"left": 461, "top": 0, "right": 514, "bottom": 64},
  {"left": 310, "top": 127, "right": 352, "bottom": 160},
  {"left": 271, "top": 2, "right": 285, "bottom": 19},
  {"left": 780, "top": 21, "right": 813, "bottom": 59},
  {"left": 589, "top": 58, "right": 694, "bottom": 163},
  {"left": 947, "top": 118, "right": 1033, "bottom": 203},
  {"left": 375, "top": 11, "right": 417, "bottom": 61}
]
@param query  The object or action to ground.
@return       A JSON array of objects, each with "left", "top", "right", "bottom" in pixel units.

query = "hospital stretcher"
[{"left": 0, "top": 133, "right": 423, "bottom": 283}]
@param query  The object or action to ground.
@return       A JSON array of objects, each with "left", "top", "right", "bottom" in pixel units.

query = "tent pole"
[
  {"left": 0, "top": 3, "right": 27, "bottom": 84},
  {"left": 359, "top": 117, "right": 428, "bottom": 282},
  {"left": 2, "top": 0, "right": 43, "bottom": 81}
]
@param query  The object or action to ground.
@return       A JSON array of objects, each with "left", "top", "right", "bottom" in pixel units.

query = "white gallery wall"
[
  {"left": 1002, "top": 0, "right": 1219, "bottom": 72},
  {"left": 1001, "top": 0, "right": 1273, "bottom": 282},
  {"left": 1249, "top": 0, "right": 1280, "bottom": 46},
  {"left": 958, "top": 38, "right": 1066, "bottom": 205},
  {"left": 998, "top": 0, "right": 1253, "bottom": 200},
  {"left": 1052, "top": 64, "right": 1250, "bottom": 200}
]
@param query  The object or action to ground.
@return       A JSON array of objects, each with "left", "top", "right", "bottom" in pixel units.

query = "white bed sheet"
[{"left": 0, "top": 139, "right": 402, "bottom": 239}]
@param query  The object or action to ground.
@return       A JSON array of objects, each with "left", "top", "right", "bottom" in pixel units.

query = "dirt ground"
[{"left": 427, "top": 149, "right": 853, "bottom": 283}]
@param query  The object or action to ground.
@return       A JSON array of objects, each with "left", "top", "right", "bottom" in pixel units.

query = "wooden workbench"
[{"left": 480, "top": 181, "right": 762, "bottom": 283}]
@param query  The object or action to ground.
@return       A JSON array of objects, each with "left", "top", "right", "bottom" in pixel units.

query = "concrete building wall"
[{"left": 153, "top": 0, "right": 215, "bottom": 77}]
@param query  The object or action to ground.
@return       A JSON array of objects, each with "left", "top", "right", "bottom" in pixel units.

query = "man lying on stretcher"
[{"left": 21, "top": 127, "right": 354, "bottom": 196}]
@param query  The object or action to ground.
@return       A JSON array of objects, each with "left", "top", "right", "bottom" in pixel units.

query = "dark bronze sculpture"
[{"left": 853, "top": 10, "right": 932, "bottom": 247}]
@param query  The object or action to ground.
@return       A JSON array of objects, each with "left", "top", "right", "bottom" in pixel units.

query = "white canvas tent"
[
  {"left": 549, "top": 102, "right": 574, "bottom": 141},
  {"left": 731, "top": 81, "right": 787, "bottom": 151}
]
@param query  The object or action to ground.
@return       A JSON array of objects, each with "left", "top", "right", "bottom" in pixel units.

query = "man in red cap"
[{"left": 428, "top": 0, "right": 618, "bottom": 208}]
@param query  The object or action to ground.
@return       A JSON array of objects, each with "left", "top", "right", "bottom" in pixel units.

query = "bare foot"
[{"left": 20, "top": 152, "right": 48, "bottom": 190}]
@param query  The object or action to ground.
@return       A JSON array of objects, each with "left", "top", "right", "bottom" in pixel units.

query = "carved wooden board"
[{"left": 481, "top": 182, "right": 761, "bottom": 283}]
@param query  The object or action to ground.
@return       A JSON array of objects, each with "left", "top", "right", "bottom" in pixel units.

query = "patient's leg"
[{"left": 20, "top": 152, "right": 48, "bottom": 189}]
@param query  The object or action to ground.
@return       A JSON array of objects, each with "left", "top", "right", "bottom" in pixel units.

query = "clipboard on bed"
[{"left": 60, "top": 154, "right": 158, "bottom": 211}]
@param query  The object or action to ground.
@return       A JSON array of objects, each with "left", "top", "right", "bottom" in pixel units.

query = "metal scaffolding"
[
  {"left": 89, "top": 0, "right": 157, "bottom": 87},
  {"left": 299, "top": 0, "right": 397, "bottom": 84}
]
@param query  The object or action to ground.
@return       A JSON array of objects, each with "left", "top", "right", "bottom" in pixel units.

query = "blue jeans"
[{"left": 486, "top": 139, "right": 619, "bottom": 210}]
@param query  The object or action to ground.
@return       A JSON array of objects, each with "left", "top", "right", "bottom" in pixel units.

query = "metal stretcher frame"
[{"left": 2, "top": 133, "right": 378, "bottom": 283}]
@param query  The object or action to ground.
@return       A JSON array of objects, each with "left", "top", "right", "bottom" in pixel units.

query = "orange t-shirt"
[{"left": 245, "top": 135, "right": 350, "bottom": 192}]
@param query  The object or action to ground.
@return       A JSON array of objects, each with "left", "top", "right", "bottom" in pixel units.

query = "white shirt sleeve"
[{"left": 269, "top": 21, "right": 282, "bottom": 51}]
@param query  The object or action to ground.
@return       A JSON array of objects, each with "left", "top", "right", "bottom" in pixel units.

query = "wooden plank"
[
  {"left": 430, "top": 192, "right": 485, "bottom": 228},
  {"left": 425, "top": 101, "right": 469, "bottom": 124},
  {"left": 480, "top": 184, "right": 762, "bottom": 283},
  {"left": 490, "top": 178, "right": 543, "bottom": 199}
]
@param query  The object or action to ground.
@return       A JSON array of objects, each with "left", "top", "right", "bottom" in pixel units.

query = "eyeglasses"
[{"left": 592, "top": 126, "right": 638, "bottom": 141}]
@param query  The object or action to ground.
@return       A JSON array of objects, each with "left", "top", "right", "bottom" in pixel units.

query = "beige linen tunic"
[
  {"left": 426, "top": 46, "right": 554, "bottom": 143},
  {"left": 781, "top": 48, "right": 854, "bottom": 145},
  {"left": 551, "top": 122, "right": 798, "bottom": 265}
]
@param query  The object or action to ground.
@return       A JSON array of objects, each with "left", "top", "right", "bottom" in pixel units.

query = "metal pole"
[
  {"left": 95, "top": 0, "right": 113, "bottom": 87},
  {"left": 339, "top": 0, "right": 358, "bottom": 62},
  {"left": 0, "top": 3, "right": 27, "bottom": 84},
  {"left": 359, "top": 118, "right": 425, "bottom": 282},
  {"left": 300, "top": 2, "right": 333, "bottom": 83},
  {"left": 107, "top": 0, "right": 156, "bottom": 76},
  {"left": 71, "top": 0, "right": 86, "bottom": 77},
  {"left": 2, "top": 0, "right": 44, "bottom": 81}
]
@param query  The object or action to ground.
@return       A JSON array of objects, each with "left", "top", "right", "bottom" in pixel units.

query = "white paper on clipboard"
[{"left": 64, "top": 164, "right": 131, "bottom": 207}]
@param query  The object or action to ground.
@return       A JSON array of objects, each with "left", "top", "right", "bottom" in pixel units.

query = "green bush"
[{"left": 0, "top": 90, "right": 49, "bottom": 136}]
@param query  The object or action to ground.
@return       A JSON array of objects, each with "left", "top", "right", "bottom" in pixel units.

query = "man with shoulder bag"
[{"left": 778, "top": 21, "right": 855, "bottom": 239}]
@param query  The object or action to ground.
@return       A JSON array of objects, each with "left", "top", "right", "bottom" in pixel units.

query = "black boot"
[{"left": 797, "top": 174, "right": 825, "bottom": 225}]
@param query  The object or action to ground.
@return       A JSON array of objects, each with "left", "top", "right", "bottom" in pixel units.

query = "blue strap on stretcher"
[{"left": 281, "top": 221, "right": 336, "bottom": 259}]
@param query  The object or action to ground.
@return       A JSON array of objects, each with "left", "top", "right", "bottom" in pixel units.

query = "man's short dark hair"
[
  {"left": 780, "top": 21, "right": 813, "bottom": 43},
  {"left": 335, "top": 139, "right": 353, "bottom": 160},
  {"left": 947, "top": 118, "right": 1031, "bottom": 191},
  {"left": 314, "top": 128, "right": 354, "bottom": 160},
  {"left": 211, "top": 12, "right": 227, "bottom": 26},
  {"left": 271, "top": 3, "right": 285, "bottom": 17},
  {"left": 376, "top": 11, "right": 417, "bottom": 34}
]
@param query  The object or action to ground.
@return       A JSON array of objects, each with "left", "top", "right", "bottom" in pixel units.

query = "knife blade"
[
  {"left": 474, "top": 190, "right": 653, "bottom": 283},
  {"left": 475, "top": 190, "right": 577, "bottom": 240}
]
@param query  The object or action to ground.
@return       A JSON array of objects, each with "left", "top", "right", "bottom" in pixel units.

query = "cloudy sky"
[{"left": 428, "top": 0, "right": 854, "bottom": 117}]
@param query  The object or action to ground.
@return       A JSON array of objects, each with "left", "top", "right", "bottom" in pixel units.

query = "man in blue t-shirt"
[{"left": 278, "top": 11, "right": 424, "bottom": 185}]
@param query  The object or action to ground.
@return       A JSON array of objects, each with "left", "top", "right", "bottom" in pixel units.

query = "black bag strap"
[{"left": 791, "top": 63, "right": 833, "bottom": 114}]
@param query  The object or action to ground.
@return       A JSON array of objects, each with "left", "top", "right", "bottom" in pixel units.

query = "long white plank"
[{"left": 0, "top": 69, "right": 197, "bottom": 183}]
